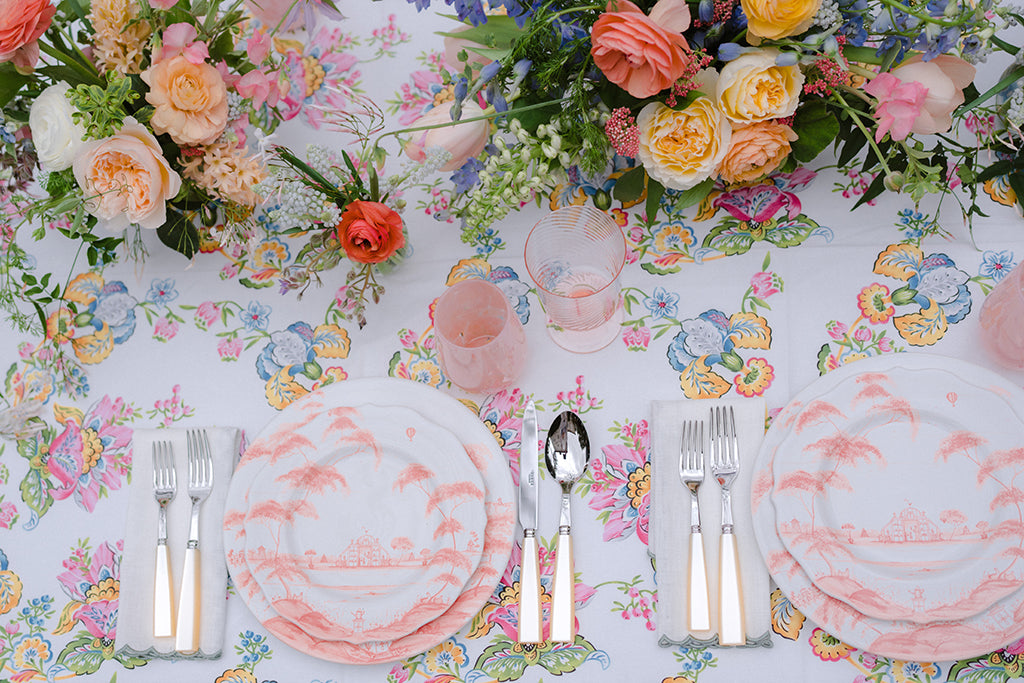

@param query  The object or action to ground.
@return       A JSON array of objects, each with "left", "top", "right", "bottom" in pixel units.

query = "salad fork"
[
  {"left": 679, "top": 419, "right": 711, "bottom": 632},
  {"left": 175, "top": 429, "right": 213, "bottom": 653},
  {"left": 152, "top": 442, "right": 176, "bottom": 638},
  {"left": 710, "top": 405, "right": 745, "bottom": 646}
]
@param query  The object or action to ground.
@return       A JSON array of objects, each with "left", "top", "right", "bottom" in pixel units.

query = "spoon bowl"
[{"left": 544, "top": 411, "right": 591, "bottom": 642}]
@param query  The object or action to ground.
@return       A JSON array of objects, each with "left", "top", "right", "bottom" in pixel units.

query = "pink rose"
[
  {"left": 865, "top": 54, "right": 976, "bottom": 141},
  {"left": 590, "top": 0, "right": 692, "bottom": 98},
  {"left": 0, "top": 0, "right": 55, "bottom": 72},
  {"left": 403, "top": 100, "right": 489, "bottom": 172},
  {"left": 142, "top": 54, "right": 229, "bottom": 146},
  {"left": 73, "top": 118, "right": 182, "bottom": 231}
]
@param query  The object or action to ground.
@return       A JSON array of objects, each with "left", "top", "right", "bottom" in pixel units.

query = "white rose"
[{"left": 29, "top": 83, "right": 88, "bottom": 172}]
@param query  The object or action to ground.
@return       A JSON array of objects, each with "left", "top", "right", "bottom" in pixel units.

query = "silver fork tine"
[
  {"left": 711, "top": 405, "right": 745, "bottom": 646},
  {"left": 176, "top": 429, "right": 214, "bottom": 653},
  {"left": 679, "top": 419, "right": 710, "bottom": 632},
  {"left": 152, "top": 441, "right": 176, "bottom": 638}
]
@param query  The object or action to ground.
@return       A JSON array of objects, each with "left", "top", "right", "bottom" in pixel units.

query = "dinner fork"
[
  {"left": 679, "top": 419, "right": 711, "bottom": 632},
  {"left": 710, "top": 405, "right": 745, "bottom": 646},
  {"left": 152, "top": 441, "right": 176, "bottom": 638},
  {"left": 175, "top": 429, "right": 213, "bottom": 653}
]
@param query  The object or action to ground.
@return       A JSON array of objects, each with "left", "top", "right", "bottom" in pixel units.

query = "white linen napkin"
[
  {"left": 650, "top": 397, "right": 771, "bottom": 648},
  {"left": 115, "top": 427, "right": 240, "bottom": 660}
]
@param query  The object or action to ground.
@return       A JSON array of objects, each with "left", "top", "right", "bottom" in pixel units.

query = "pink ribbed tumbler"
[
  {"left": 980, "top": 261, "right": 1024, "bottom": 370},
  {"left": 524, "top": 206, "right": 626, "bottom": 353}
]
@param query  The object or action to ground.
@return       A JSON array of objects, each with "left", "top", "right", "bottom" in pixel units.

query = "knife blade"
[{"left": 517, "top": 400, "right": 543, "bottom": 643}]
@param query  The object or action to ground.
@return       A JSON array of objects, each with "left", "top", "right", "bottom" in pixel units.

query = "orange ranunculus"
[
  {"left": 336, "top": 201, "right": 405, "bottom": 264},
  {"left": 142, "top": 54, "right": 229, "bottom": 146},
  {"left": 0, "top": 0, "right": 55, "bottom": 72},
  {"left": 72, "top": 118, "right": 182, "bottom": 231},
  {"left": 590, "top": 0, "right": 692, "bottom": 99},
  {"left": 718, "top": 121, "right": 798, "bottom": 183}
]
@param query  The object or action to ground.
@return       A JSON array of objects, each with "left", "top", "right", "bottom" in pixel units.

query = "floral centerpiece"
[
  {"left": 0, "top": 0, "right": 290, "bottom": 334},
  {"left": 397, "top": 0, "right": 1023, "bottom": 242}
]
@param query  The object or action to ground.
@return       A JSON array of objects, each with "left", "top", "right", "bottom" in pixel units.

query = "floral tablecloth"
[{"left": 4, "top": 3, "right": 1024, "bottom": 682}]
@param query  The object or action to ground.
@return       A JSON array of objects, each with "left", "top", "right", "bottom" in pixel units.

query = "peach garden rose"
[
  {"left": 741, "top": 0, "right": 821, "bottom": 40},
  {"left": 636, "top": 98, "right": 731, "bottom": 190},
  {"left": 590, "top": 0, "right": 692, "bottom": 98},
  {"left": 718, "top": 121, "right": 797, "bottom": 183},
  {"left": 142, "top": 54, "right": 229, "bottom": 146},
  {"left": 716, "top": 49, "right": 804, "bottom": 123},
  {"left": 72, "top": 118, "right": 182, "bottom": 231}
]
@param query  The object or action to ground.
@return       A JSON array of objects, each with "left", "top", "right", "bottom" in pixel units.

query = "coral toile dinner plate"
[
  {"left": 223, "top": 378, "right": 516, "bottom": 664},
  {"left": 752, "top": 353, "right": 1024, "bottom": 661}
]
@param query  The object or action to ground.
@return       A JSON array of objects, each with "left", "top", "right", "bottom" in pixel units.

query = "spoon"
[{"left": 544, "top": 410, "right": 591, "bottom": 643}]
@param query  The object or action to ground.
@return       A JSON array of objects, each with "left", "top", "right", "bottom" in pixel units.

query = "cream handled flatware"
[
  {"left": 710, "top": 406, "right": 745, "bottom": 646},
  {"left": 679, "top": 420, "right": 711, "bottom": 633},
  {"left": 152, "top": 441, "right": 176, "bottom": 638},
  {"left": 544, "top": 411, "right": 591, "bottom": 643},
  {"left": 517, "top": 401, "right": 543, "bottom": 644},
  {"left": 175, "top": 429, "right": 213, "bottom": 653}
]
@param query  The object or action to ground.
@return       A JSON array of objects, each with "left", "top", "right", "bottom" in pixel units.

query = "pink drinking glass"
[
  {"left": 524, "top": 205, "right": 626, "bottom": 353},
  {"left": 980, "top": 261, "right": 1024, "bottom": 370},
  {"left": 433, "top": 279, "right": 528, "bottom": 394}
]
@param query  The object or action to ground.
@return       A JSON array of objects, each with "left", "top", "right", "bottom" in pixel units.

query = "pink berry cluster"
[{"left": 605, "top": 107, "right": 640, "bottom": 158}]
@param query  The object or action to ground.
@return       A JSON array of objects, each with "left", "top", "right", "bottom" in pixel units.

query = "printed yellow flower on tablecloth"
[{"left": 809, "top": 627, "right": 853, "bottom": 661}]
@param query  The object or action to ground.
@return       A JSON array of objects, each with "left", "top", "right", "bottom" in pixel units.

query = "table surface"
[{"left": 4, "top": 2, "right": 1024, "bottom": 682}]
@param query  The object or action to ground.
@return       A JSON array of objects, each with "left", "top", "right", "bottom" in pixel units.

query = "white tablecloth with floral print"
[{"left": 3, "top": 2, "right": 1024, "bottom": 682}]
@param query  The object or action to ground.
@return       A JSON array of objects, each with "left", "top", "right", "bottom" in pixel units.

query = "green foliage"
[{"left": 67, "top": 76, "right": 141, "bottom": 139}]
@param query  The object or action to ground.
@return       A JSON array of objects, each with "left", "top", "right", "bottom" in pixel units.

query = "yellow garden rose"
[
  {"left": 742, "top": 0, "right": 821, "bottom": 40},
  {"left": 637, "top": 98, "right": 731, "bottom": 191},
  {"left": 716, "top": 49, "right": 804, "bottom": 123}
]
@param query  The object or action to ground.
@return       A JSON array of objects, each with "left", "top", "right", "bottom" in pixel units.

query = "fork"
[
  {"left": 152, "top": 442, "right": 176, "bottom": 638},
  {"left": 175, "top": 429, "right": 214, "bottom": 653},
  {"left": 679, "top": 419, "right": 711, "bottom": 632},
  {"left": 710, "top": 405, "right": 745, "bottom": 646}
]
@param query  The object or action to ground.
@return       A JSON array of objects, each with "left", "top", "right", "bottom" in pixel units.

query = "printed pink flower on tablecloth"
[
  {"left": 826, "top": 320, "right": 848, "bottom": 340},
  {"left": 153, "top": 317, "right": 179, "bottom": 342},
  {"left": 622, "top": 326, "right": 652, "bottom": 351},
  {"left": 589, "top": 426, "right": 650, "bottom": 544},
  {"left": 750, "top": 271, "right": 782, "bottom": 298},
  {"left": 55, "top": 540, "right": 120, "bottom": 638},
  {"left": 218, "top": 337, "right": 243, "bottom": 361},
  {"left": 194, "top": 301, "right": 221, "bottom": 329}
]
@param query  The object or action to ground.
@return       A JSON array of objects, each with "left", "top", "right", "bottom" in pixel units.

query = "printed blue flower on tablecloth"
[
  {"left": 243, "top": 301, "right": 272, "bottom": 331},
  {"left": 644, "top": 287, "right": 679, "bottom": 320},
  {"left": 666, "top": 310, "right": 733, "bottom": 371},
  {"left": 908, "top": 253, "right": 972, "bottom": 323},
  {"left": 980, "top": 249, "right": 1016, "bottom": 282},
  {"left": 488, "top": 266, "right": 531, "bottom": 324},
  {"left": 145, "top": 278, "right": 178, "bottom": 306},
  {"left": 88, "top": 282, "right": 137, "bottom": 344},
  {"left": 256, "top": 322, "right": 316, "bottom": 381}
]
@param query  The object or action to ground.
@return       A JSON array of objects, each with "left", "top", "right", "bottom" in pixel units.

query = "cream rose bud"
[
  {"left": 637, "top": 99, "right": 731, "bottom": 191},
  {"left": 716, "top": 49, "right": 804, "bottom": 123},
  {"left": 403, "top": 100, "right": 490, "bottom": 172},
  {"left": 29, "top": 83, "right": 88, "bottom": 172},
  {"left": 73, "top": 118, "right": 182, "bottom": 232}
]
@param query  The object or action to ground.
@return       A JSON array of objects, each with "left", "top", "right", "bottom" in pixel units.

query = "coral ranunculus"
[
  {"left": 590, "top": 0, "right": 692, "bottom": 99},
  {"left": 741, "top": 0, "right": 821, "bottom": 40},
  {"left": 142, "top": 54, "right": 229, "bottom": 146},
  {"left": 0, "top": 0, "right": 56, "bottom": 72},
  {"left": 716, "top": 49, "right": 804, "bottom": 123},
  {"left": 637, "top": 98, "right": 731, "bottom": 190},
  {"left": 72, "top": 118, "right": 182, "bottom": 231},
  {"left": 336, "top": 201, "right": 406, "bottom": 264},
  {"left": 718, "top": 120, "right": 797, "bottom": 183}
]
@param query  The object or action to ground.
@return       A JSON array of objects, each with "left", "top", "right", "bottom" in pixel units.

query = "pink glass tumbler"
[
  {"left": 434, "top": 279, "right": 528, "bottom": 394},
  {"left": 980, "top": 261, "right": 1024, "bottom": 370},
  {"left": 524, "top": 205, "right": 626, "bottom": 353}
]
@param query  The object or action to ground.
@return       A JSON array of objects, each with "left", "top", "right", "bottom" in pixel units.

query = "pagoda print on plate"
[
  {"left": 240, "top": 403, "right": 487, "bottom": 643},
  {"left": 770, "top": 364, "right": 1024, "bottom": 624}
]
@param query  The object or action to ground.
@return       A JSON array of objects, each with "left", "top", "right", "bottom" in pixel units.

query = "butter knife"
[{"left": 517, "top": 400, "right": 543, "bottom": 643}]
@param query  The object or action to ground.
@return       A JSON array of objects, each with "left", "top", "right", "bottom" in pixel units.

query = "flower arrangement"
[
  {"left": 0, "top": 0, "right": 289, "bottom": 332},
  {"left": 399, "top": 0, "right": 1023, "bottom": 241}
]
